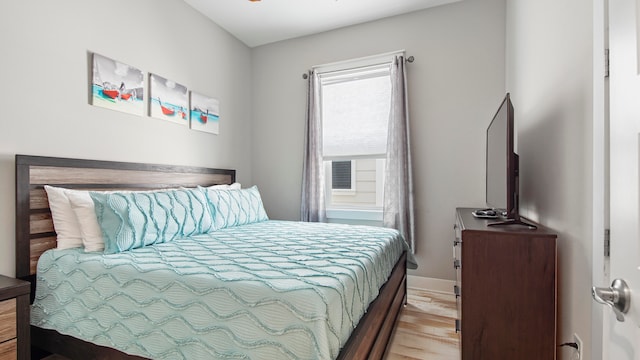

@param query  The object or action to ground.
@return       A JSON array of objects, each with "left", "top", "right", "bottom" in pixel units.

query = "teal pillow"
[
  {"left": 91, "top": 188, "right": 213, "bottom": 254},
  {"left": 200, "top": 185, "right": 269, "bottom": 229}
]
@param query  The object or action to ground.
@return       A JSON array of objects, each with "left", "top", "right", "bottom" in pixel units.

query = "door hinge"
[
  {"left": 604, "top": 228, "right": 610, "bottom": 257},
  {"left": 605, "top": 49, "right": 610, "bottom": 78}
]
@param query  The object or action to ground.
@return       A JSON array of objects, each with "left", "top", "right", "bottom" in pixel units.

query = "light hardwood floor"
[
  {"left": 384, "top": 288, "right": 461, "bottom": 360},
  {"left": 43, "top": 288, "right": 460, "bottom": 360}
]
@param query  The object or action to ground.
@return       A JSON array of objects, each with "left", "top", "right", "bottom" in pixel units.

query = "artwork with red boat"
[
  {"left": 190, "top": 91, "right": 220, "bottom": 134},
  {"left": 149, "top": 73, "right": 189, "bottom": 125},
  {"left": 91, "top": 53, "right": 144, "bottom": 116}
]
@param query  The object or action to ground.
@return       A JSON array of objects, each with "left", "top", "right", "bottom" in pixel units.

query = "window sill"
[{"left": 326, "top": 208, "right": 383, "bottom": 222}]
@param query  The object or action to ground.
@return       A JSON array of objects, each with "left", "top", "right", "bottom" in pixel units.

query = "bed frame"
[{"left": 15, "top": 154, "right": 407, "bottom": 360}]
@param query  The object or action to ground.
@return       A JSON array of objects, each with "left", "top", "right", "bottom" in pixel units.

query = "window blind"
[{"left": 320, "top": 65, "right": 391, "bottom": 159}]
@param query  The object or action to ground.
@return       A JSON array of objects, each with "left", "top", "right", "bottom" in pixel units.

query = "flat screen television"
[{"left": 485, "top": 93, "right": 536, "bottom": 228}]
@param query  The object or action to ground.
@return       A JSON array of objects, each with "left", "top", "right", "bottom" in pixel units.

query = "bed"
[{"left": 15, "top": 155, "right": 408, "bottom": 360}]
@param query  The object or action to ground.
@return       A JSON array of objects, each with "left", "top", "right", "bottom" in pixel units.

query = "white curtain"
[
  {"left": 384, "top": 56, "right": 416, "bottom": 253},
  {"left": 300, "top": 70, "right": 327, "bottom": 222}
]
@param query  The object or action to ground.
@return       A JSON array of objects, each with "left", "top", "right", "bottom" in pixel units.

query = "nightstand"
[{"left": 0, "top": 275, "right": 30, "bottom": 360}]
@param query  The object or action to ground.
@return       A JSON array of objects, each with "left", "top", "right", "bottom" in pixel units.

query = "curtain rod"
[
  {"left": 312, "top": 50, "right": 407, "bottom": 69},
  {"left": 302, "top": 55, "right": 414, "bottom": 79}
]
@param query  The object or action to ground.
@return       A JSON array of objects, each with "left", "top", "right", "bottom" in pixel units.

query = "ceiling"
[{"left": 183, "top": 0, "right": 461, "bottom": 48}]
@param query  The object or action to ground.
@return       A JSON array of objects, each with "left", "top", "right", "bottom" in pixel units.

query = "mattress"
[{"left": 31, "top": 220, "right": 406, "bottom": 360}]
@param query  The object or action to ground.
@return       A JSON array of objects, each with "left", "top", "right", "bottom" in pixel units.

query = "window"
[
  {"left": 331, "top": 160, "right": 354, "bottom": 191},
  {"left": 319, "top": 63, "right": 391, "bottom": 212}
]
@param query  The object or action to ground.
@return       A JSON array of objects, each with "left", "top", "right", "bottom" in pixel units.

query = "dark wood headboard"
[{"left": 15, "top": 155, "right": 235, "bottom": 296}]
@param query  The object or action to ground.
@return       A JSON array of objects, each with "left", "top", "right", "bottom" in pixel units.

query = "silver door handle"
[{"left": 592, "top": 278, "right": 630, "bottom": 322}]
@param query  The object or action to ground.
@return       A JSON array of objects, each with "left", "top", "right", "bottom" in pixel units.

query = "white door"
[{"left": 596, "top": 0, "right": 640, "bottom": 358}]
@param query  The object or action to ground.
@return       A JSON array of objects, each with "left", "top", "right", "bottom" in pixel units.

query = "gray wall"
[
  {"left": 506, "top": 0, "right": 595, "bottom": 358},
  {"left": 0, "top": 0, "right": 253, "bottom": 276},
  {"left": 251, "top": 0, "right": 506, "bottom": 280}
]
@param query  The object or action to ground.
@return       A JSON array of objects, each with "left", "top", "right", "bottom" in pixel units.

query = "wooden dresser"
[
  {"left": 0, "top": 275, "right": 30, "bottom": 360},
  {"left": 453, "top": 208, "right": 557, "bottom": 360}
]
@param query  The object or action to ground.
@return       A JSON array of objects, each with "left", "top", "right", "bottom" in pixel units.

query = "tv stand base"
[{"left": 488, "top": 217, "right": 537, "bottom": 229}]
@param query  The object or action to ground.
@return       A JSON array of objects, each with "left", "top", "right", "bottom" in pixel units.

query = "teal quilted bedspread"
[{"left": 31, "top": 220, "right": 406, "bottom": 360}]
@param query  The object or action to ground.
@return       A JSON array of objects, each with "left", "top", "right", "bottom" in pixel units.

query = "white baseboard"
[{"left": 407, "top": 275, "right": 455, "bottom": 294}]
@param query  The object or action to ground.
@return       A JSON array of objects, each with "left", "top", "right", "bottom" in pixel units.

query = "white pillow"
[
  {"left": 206, "top": 182, "right": 241, "bottom": 190},
  {"left": 66, "top": 190, "right": 106, "bottom": 252},
  {"left": 44, "top": 185, "right": 83, "bottom": 249},
  {"left": 45, "top": 186, "right": 106, "bottom": 252}
]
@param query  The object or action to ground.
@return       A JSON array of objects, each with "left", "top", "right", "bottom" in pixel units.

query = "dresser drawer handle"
[
  {"left": 454, "top": 285, "right": 460, "bottom": 298},
  {"left": 453, "top": 260, "right": 461, "bottom": 269}
]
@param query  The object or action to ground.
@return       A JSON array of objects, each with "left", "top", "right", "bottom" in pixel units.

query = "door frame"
[{"left": 592, "top": 0, "right": 607, "bottom": 358}]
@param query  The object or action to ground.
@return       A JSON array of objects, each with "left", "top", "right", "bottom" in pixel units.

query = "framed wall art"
[
  {"left": 149, "top": 73, "right": 189, "bottom": 125},
  {"left": 91, "top": 53, "right": 144, "bottom": 116},
  {"left": 190, "top": 91, "right": 220, "bottom": 134}
]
